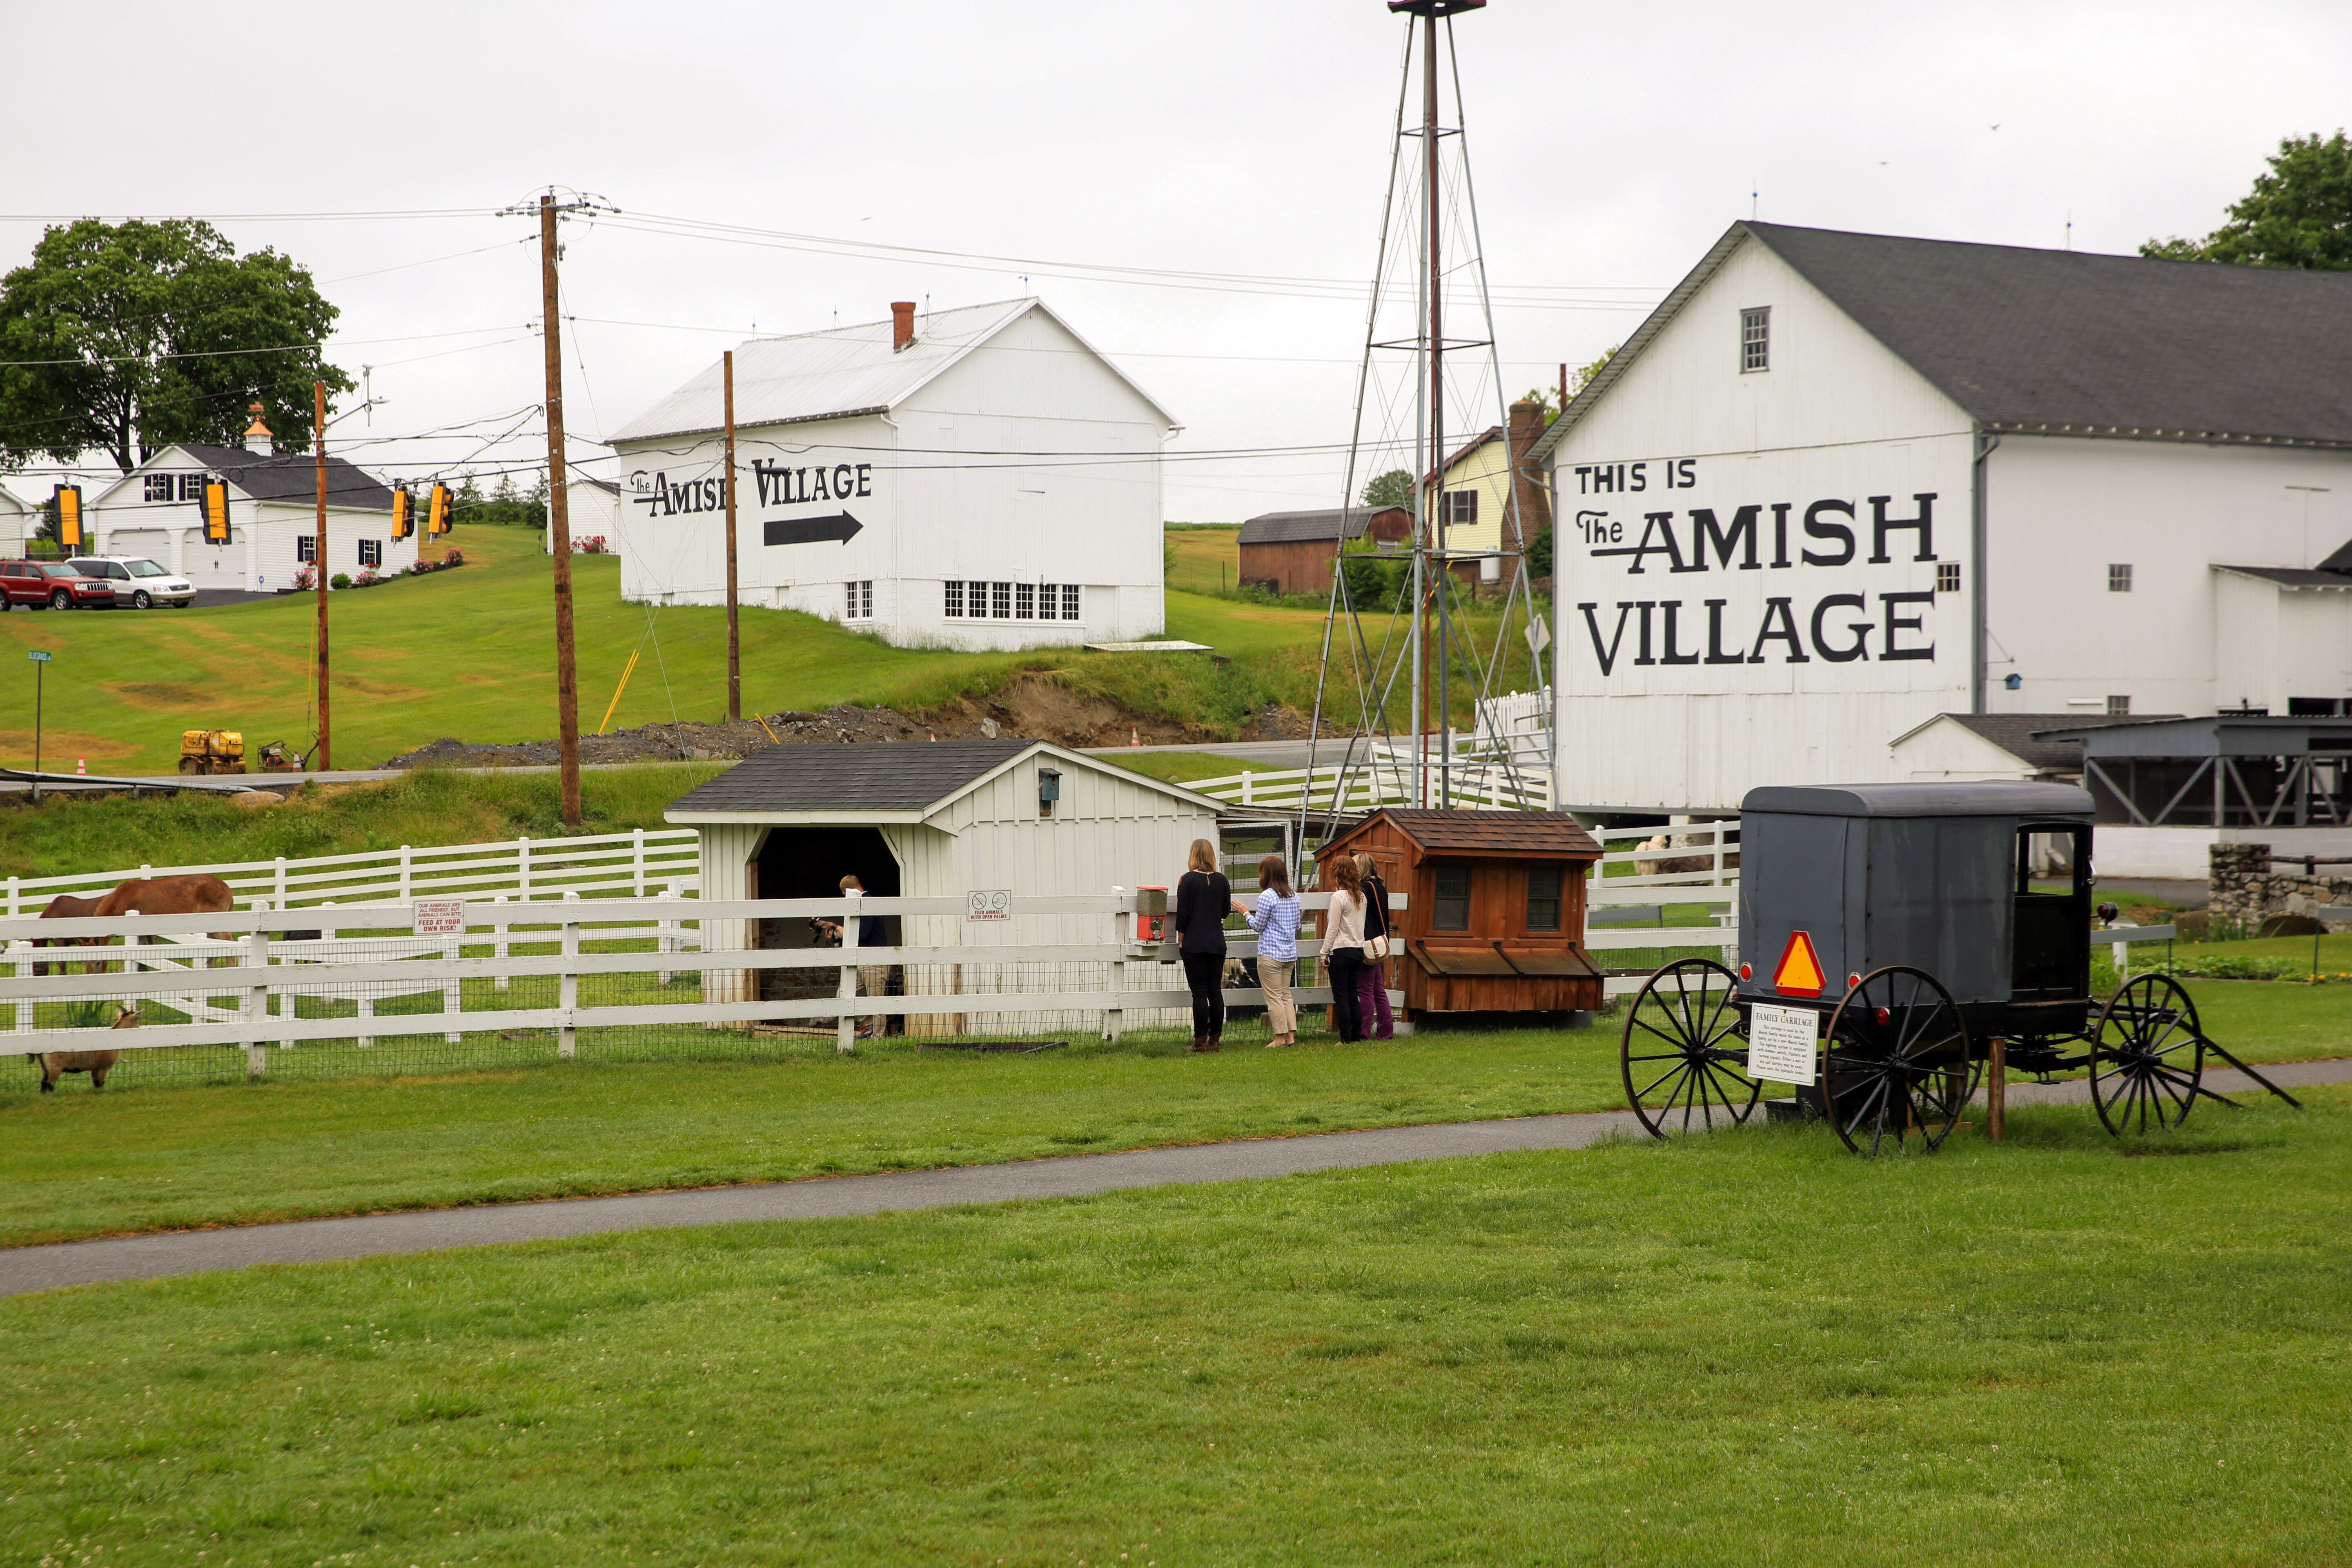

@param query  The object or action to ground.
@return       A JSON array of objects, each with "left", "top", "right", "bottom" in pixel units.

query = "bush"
[
  {"left": 443, "top": 547, "right": 466, "bottom": 567},
  {"left": 353, "top": 568, "right": 381, "bottom": 588},
  {"left": 292, "top": 565, "right": 316, "bottom": 591},
  {"left": 330, "top": 572, "right": 352, "bottom": 590}
]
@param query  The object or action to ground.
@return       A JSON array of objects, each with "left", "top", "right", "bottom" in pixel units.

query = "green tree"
[
  {"left": 1567, "top": 345, "right": 1618, "bottom": 398},
  {"left": 0, "top": 218, "right": 352, "bottom": 473},
  {"left": 1359, "top": 468, "right": 1414, "bottom": 510},
  {"left": 2142, "top": 131, "right": 2352, "bottom": 270}
]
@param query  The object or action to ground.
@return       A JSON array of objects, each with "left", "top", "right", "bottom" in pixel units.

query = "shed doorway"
[{"left": 751, "top": 827, "right": 902, "bottom": 1022}]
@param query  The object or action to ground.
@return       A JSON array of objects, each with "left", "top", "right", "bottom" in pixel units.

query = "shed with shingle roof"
[
  {"left": 1316, "top": 808, "right": 1604, "bottom": 1018},
  {"left": 1235, "top": 505, "right": 1411, "bottom": 595}
]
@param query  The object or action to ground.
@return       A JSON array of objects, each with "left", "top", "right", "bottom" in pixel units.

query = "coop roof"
[
  {"left": 1325, "top": 808, "right": 1604, "bottom": 860},
  {"left": 1237, "top": 506, "right": 1405, "bottom": 546},
  {"left": 1743, "top": 782, "right": 2094, "bottom": 819},
  {"left": 664, "top": 738, "right": 1227, "bottom": 824},
  {"left": 172, "top": 443, "right": 395, "bottom": 510},
  {"left": 1533, "top": 221, "right": 2352, "bottom": 459}
]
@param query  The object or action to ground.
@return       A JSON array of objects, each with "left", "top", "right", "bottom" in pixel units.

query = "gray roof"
[
  {"left": 1744, "top": 781, "right": 2094, "bottom": 819},
  {"left": 1535, "top": 221, "right": 2352, "bottom": 459},
  {"left": 177, "top": 443, "right": 394, "bottom": 511},
  {"left": 1238, "top": 506, "right": 1405, "bottom": 546},
  {"left": 1938, "top": 712, "right": 2185, "bottom": 770},
  {"left": 609, "top": 298, "right": 1176, "bottom": 444},
  {"left": 667, "top": 739, "right": 1032, "bottom": 816},
  {"left": 2214, "top": 564, "right": 2352, "bottom": 589},
  {"left": 2041, "top": 714, "right": 2352, "bottom": 760}
]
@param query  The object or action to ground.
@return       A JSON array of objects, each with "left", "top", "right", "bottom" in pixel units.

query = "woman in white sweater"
[{"left": 1320, "top": 853, "right": 1368, "bottom": 1043}]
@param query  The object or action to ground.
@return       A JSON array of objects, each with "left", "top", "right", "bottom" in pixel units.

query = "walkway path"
[{"left": 4, "top": 1060, "right": 2342, "bottom": 1298}]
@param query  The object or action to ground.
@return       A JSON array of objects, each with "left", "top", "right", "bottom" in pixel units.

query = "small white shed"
[{"left": 665, "top": 738, "right": 1227, "bottom": 1031}]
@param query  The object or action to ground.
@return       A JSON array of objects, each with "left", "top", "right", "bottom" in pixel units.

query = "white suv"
[{"left": 65, "top": 557, "right": 196, "bottom": 609}]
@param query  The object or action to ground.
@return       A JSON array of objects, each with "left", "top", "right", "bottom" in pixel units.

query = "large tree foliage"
[
  {"left": 2142, "top": 131, "right": 2352, "bottom": 270},
  {"left": 0, "top": 218, "right": 353, "bottom": 473},
  {"left": 1359, "top": 468, "right": 1414, "bottom": 510}
]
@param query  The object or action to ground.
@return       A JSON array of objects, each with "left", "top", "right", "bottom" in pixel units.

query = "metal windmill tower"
[{"left": 1300, "top": 0, "right": 1550, "bottom": 860}]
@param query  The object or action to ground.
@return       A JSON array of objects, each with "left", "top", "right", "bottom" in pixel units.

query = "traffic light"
[
  {"left": 425, "top": 482, "right": 453, "bottom": 537},
  {"left": 52, "top": 484, "right": 82, "bottom": 550},
  {"left": 390, "top": 485, "right": 415, "bottom": 541},
  {"left": 198, "top": 477, "right": 231, "bottom": 544}
]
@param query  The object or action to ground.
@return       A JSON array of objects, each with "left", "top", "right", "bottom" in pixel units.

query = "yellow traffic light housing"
[
  {"left": 426, "top": 482, "right": 453, "bottom": 537},
  {"left": 53, "top": 484, "right": 82, "bottom": 550},
  {"left": 390, "top": 485, "right": 415, "bottom": 541},
  {"left": 199, "top": 477, "right": 232, "bottom": 544}
]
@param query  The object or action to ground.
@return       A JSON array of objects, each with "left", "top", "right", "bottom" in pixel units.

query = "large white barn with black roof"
[{"left": 1537, "top": 221, "right": 2352, "bottom": 841}]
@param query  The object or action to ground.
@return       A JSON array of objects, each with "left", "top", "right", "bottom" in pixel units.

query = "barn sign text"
[{"left": 626, "top": 459, "right": 875, "bottom": 519}]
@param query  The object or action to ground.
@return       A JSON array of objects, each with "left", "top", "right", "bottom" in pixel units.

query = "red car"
[{"left": 0, "top": 560, "right": 118, "bottom": 610}]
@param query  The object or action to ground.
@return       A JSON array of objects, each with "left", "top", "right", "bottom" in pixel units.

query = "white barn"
[
  {"left": 0, "top": 485, "right": 29, "bottom": 556},
  {"left": 667, "top": 739, "right": 1225, "bottom": 1031},
  {"left": 605, "top": 298, "right": 1179, "bottom": 650},
  {"left": 79, "top": 412, "right": 410, "bottom": 592},
  {"left": 1536, "top": 222, "right": 2352, "bottom": 821}
]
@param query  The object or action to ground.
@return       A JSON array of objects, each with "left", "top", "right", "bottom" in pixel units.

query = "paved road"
[{"left": 4, "top": 1060, "right": 2341, "bottom": 1299}]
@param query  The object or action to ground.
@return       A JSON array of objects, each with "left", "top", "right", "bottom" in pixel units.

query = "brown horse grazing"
[
  {"left": 28, "top": 1006, "right": 136, "bottom": 1091},
  {"left": 32, "top": 893, "right": 106, "bottom": 976},
  {"left": 93, "top": 874, "right": 234, "bottom": 921}
]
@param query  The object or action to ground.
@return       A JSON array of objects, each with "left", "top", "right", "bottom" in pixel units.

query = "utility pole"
[
  {"left": 539, "top": 194, "right": 583, "bottom": 825},
  {"left": 724, "top": 350, "right": 740, "bottom": 722},
  {"left": 314, "top": 379, "right": 330, "bottom": 772}
]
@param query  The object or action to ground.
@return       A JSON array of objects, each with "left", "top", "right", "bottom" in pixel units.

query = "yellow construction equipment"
[{"left": 178, "top": 729, "right": 246, "bottom": 775}]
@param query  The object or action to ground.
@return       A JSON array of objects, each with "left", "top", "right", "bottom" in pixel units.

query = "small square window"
[
  {"left": 991, "top": 581, "right": 1011, "bottom": 619},
  {"left": 178, "top": 473, "right": 206, "bottom": 501},
  {"left": 1015, "top": 582, "right": 1035, "bottom": 620},
  {"left": 2109, "top": 564, "right": 2133, "bottom": 592},
  {"left": 1440, "top": 489, "right": 1478, "bottom": 529},
  {"left": 296, "top": 535, "right": 316, "bottom": 563},
  {"left": 2106, "top": 695, "right": 2131, "bottom": 715},
  {"left": 144, "top": 474, "right": 174, "bottom": 502},
  {"left": 943, "top": 580, "right": 964, "bottom": 618},
  {"left": 357, "top": 538, "right": 382, "bottom": 568},
  {"left": 844, "top": 580, "right": 873, "bottom": 620},
  {"left": 1432, "top": 864, "right": 1472, "bottom": 932},
  {"left": 1740, "top": 306, "right": 1771, "bottom": 372},
  {"left": 1062, "top": 583, "right": 1081, "bottom": 621},
  {"left": 1936, "top": 562, "right": 1961, "bottom": 594},
  {"left": 1525, "top": 864, "right": 1563, "bottom": 933}
]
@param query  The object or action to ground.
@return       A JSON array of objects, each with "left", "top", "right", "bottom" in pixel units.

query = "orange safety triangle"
[{"left": 1772, "top": 930, "right": 1825, "bottom": 997}]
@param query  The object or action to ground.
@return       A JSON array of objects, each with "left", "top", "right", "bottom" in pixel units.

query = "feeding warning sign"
[
  {"left": 412, "top": 898, "right": 466, "bottom": 936},
  {"left": 1772, "top": 930, "right": 1826, "bottom": 997}
]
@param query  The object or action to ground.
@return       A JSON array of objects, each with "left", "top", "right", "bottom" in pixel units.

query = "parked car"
[
  {"left": 0, "top": 560, "right": 117, "bottom": 610},
  {"left": 65, "top": 556, "right": 196, "bottom": 609}
]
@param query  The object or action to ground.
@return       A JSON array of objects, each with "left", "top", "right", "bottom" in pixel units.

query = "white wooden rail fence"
[
  {"left": 2, "top": 827, "right": 702, "bottom": 917},
  {"left": 2, "top": 894, "right": 1401, "bottom": 1071}
]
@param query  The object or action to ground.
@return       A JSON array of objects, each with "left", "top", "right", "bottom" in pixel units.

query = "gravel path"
[{"left": 3, "top": 1059, "right": 2342, "bottom": 1298}]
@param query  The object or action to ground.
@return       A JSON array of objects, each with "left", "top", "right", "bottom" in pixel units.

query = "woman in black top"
[
  {"left": 1354, "top": 852, "right": 1395, "bottom": 1040},
  {"left": 1173, "top": 837, "right": 1232, "bottom": 1052}
]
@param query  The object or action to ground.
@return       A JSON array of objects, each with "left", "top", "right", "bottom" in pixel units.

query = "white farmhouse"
[
  {"left": 1535, "top": 222, "right": 2352, "bottom": 817},
  {"left": 604, "top": 298, "right": 1179, "bottom": 650},
  {"left": 80, "top": 409, "right": 410, "bottom": 591},
  {"left": 0, "top": 484, "right": 29, "bottom": 556}
]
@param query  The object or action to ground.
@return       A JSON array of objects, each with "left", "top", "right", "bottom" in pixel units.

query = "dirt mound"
[{"left": 381, "top": 677, "right": 1324, "bottom": 769}]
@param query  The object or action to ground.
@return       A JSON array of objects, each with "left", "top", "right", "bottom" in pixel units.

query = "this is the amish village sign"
[{"left": 628, "top": 459, "right": 876, "bottom": 549}]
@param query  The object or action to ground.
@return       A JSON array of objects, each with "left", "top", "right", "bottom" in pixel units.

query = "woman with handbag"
[
  {"left": 1354, "top": 852, "right": 1395, "bottom": 1040},
  {"left": 1173, "top": 838, "right": 1232, "bottom": 1052},
  {"left": 1319, "top": 853, "right": 1368, "bottom": 1044},
  {"left": 1243, "top": 854, "right": 1302, "bottom": 1047}
]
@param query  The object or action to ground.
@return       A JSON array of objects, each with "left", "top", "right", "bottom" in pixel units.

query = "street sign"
[
  {"left": 27, "top": 650, "right": 51, "bottom": 663},
  {"left": 763, "top": 512, "right": 864, "bottom": 548}
]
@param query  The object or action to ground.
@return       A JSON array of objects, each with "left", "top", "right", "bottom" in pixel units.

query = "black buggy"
[{"left": 1619, "top": 782, "right": 2298, "bottom": 1154}]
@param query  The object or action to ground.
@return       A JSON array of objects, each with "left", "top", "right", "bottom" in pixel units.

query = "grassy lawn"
[
  {"left": 3, "top": 1089, "right": 2347, "bottom": 1565},
  {"left": 1165, "top": 521, "right": 1241, "bottom": 594},
  {"left": 0, "top": 522, "right": 1359, "bottom": 775}
]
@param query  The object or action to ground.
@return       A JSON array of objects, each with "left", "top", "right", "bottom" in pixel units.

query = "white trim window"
[
  {"left": 991, "top": 580, "right": 1011, "bottom": 619},
  {"left": 845, "top": 579, "right": 873, "bottom": 620},
  {"left": 357, "top": 538, "right": 383, "bottom": 568},
  {"left": 1936, "top": 561, "right": 1960, "bottom": 594},
  {"left": 1015, "top": 582, "right": 1036, "bottom": 620},
  {"left": 143, "top": 475, "right": 175, "bottom": 502},
  {"left": 2108, "top": 564, "right": 2133, "bottom": 592},
  {"left": 178, "top": 474, "right": 206, "bottom": 501},
  {"left": 944, "top": 580, "right": 965, "bottom": 618},
  {"left": 1740, "top": 306, "right": 1771, "bottom": 373},
  {"left": 297, "top": 535, "right": 317, "bottom": 564}
]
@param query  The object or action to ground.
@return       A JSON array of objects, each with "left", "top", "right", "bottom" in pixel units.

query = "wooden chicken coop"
[{"left": 1319, "top": 808, "right": 1605, "bottom": 1018}]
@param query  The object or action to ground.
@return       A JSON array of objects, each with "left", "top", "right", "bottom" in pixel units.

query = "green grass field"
[{"left": 4, "top": 1089, "right": 2347, "bottom": 1565}]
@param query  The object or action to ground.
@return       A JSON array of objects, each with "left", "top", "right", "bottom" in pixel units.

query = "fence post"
[
  {"left": 633, "top": 827, "right": 647, "bottom": 898},
  {"left": 399, "top": 845, "right": 413, "bottom": 902},
  {"left": 274, "top": 856, "right": 288, "bottom": 910},
  {"left": 656, "top": 886, "right": 677, "bottom": 987},
  {"left": 559, "top": 895, "right": 579, "bottom": 1060},
  {"left": 443, "top": 900, "right": 464, "bottom": 1045},
  {"left": 492, "top": 894, "right": 512, "bottom": 991},
  {"left": 837, "top": 892, "right": 861, "bottom": 1055},
  {"left": 1105, "top": 889, "right": 1127, "bottom": 1041},
  {"left": 243, "top": 922, "right": 270, "bottom": 1081},
  {"left": 519, "top": 836, "right": 533, "bottom": 903},
  {"left": 5, "top": 875, "right": 16, "bottom": 920},
  {"left": 1241, "top": 771, "right": 1253, "bottom": 806}
]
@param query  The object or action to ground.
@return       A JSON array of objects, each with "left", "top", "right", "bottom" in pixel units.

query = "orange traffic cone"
[
  {"left": 75, "top": 757, "right": 86, "bottom": 776},
  {"left": 1130, "top": 727, "right": 1140, "bottom": 748}
]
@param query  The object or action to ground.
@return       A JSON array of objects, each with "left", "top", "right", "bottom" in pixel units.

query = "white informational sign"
[
  {"left": 1746, "top": 1002, "right": 1820, "bottom": 1085},
  {"left": 965, "top": 890, "right": 1012, "bottom": 922},
  {"left": 412, "top": 898, "right": 466, "bottom": 937}
]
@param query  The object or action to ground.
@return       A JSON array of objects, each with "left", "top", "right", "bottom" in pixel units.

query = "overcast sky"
[{"left": 4, "top": 0, "right": 2345, "bottom": 520}]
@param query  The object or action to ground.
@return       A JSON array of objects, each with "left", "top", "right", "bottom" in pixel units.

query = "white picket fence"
[
  {"left": 4, "top": 827, "right": 702, "bottom": 917},
  {"left": 3, "top": 893, "right": 1394, "bottom": 1072}
]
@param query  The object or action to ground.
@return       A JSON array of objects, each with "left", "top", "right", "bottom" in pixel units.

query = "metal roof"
[
  {"left": 664, "top": 738, "right": 1227, "bottom": 822},
  {"left": 174, "top": 443, "right": 394, "bottom": 510},
  {"left": 1325, "top": 808, "right": 1604, "bottom": 858},
  {"left": 1237, "top": 506, "right": 1408, "bottom": 546},
  {"left": 1742, "top": 782, "right": 2094, "bottom": 819},
  {"left": 1534, "top": 221, "right": 2352, "bottom": 461},
  {"left": 608, "top": 298, "right": 1177, "bottom": 444},
  {"left": 2212, "top": 564, "right": 2352, "bottom": 589},
  {"left": 2039, "top": 715, "right": 2352, "bottom": 760},
  {"left": 1888, "top": 712, "right": 2183, "bottom": 771}
]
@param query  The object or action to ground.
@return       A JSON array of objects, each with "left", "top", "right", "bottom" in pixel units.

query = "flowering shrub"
[
  {"left": 354, "top": 568, "right": 381, "bottom": 588},
  {"left": 408, "top": 557, "right": 435, "bottom": 577},
  {"left": 443, "top": 547, "right": 466, "bottom": 567},
  {"left": 293, "top": 565, "right": 316, "bottom": 591},
  {"left": 571, "top": 535, "right": 610, "bottom": 555}
]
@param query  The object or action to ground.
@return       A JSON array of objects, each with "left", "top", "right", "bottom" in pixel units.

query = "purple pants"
[{"left": 1355, "top": 957, "right": 1394, "bottom": 1039}]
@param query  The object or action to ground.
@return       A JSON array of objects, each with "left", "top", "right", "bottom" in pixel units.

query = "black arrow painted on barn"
[{"left": 763, "top": 512, "right": 864, "bottom": 548}]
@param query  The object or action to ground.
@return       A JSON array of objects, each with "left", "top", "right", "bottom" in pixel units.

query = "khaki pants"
[
  {"left": 1258, "top": 958, "right": 1296, "bottom": 1035},
  {"left": 858, "top": 964, "right": 890, "bottom": 1035}
]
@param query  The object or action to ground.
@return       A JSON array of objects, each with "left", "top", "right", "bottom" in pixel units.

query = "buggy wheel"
[
  {"left": 1619, "top": 959, "right": 1760, "bottom": 1137},
  {"left": 2091, "top": 973, "right": 2206, "bottom": 1136},
  {"left": 1822, "top": 966, "right": 1974, "bottom": 1155}
]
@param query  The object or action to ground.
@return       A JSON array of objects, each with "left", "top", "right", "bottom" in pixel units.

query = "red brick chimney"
[
  {"left": 1506, "top": 399, "right": 1554, "bottom": 589},
  {"left": 891, "top": 301, "right": 917, "bottom": 352}
]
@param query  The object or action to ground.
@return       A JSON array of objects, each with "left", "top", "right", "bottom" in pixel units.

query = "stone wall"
[{"left": 2207, "top": 842, "right": 2352, "bottom": 926}]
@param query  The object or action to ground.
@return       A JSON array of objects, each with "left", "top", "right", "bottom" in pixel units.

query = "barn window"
[
  {"left": 944, "top": 580, "right": 964, "bottom": 618},
  {"left": 1432, "top": 864, "right": 1472, "bottom": 931},
  {"left": 991, "top": 580, "right": 1011, "bottom": 618},
  {"left": 357, "top": 538, "right": 382, "bottom": 568},
  {"left": 1936, "top": 562, "right": 1960, "bottom": 593},
  {"left": 845, "top": 580, "right": 873, "bottom": 620},
  {"left": 1525, "top": 865, "right": 1563, "bottom": 932},
  {"left": 178, "top": 473, "right": 207, "bottom": 501},
  {"left": 143, "top": 474, "right": 174, "bottom": 502},
  {"left": 297, "top": 535, "right": 316, "bottom": 563},
  {"left": 2108, "top": 564, "right": 2132, "bottom": 592},
  {"left": 1740, "top": 306, "right": 1770, "bottom": 372},
  {"left": 1062, "top": 584, "right": 1082, "bottom": 620},
  {"left": 2106, "top": 695, "right": 2130, "bottom": 715},
  {"left": 1015, "top": 582, "right": 1035, "bottom": 620}
]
